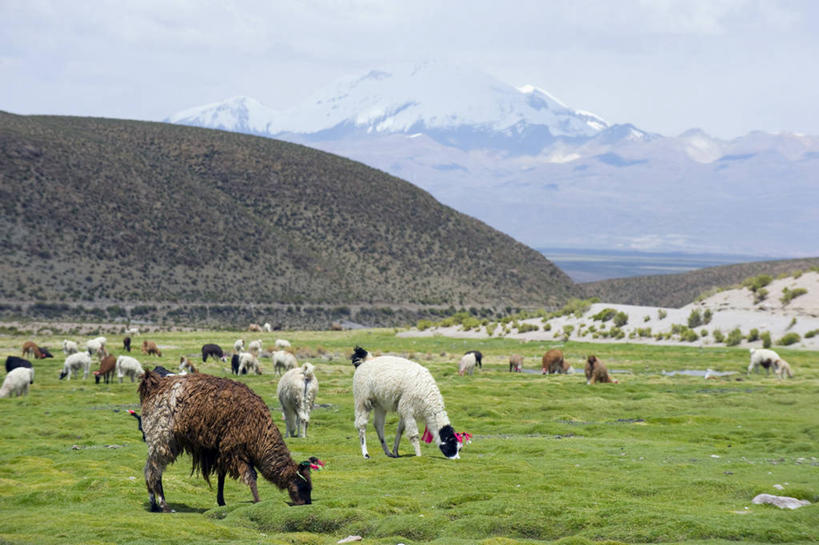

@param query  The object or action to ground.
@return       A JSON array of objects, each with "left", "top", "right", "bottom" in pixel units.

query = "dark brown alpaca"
[
  {"left": 138, "top": 370, "right": 317, "bottom": 512},
  {"left": 541, "top": 349, "right": 569, "bottom": 374},
  {"left": 585, "top": 355, "right": 618, "bottom": 384}
]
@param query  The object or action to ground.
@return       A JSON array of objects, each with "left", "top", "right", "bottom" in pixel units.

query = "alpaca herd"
[{"left": 1, "top": 331, "right": 801, "bottom": 516}]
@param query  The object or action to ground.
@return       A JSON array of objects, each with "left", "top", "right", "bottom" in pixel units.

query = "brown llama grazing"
[
  {"left": 94, "top": 354, "right": 117, "bottom": 384},
  {"left": 248, "top": 323, "right": 263, "bottom": 332},
  {"left": 509, "top": 354, "right": 523, "bottom": 372},
  {"left": 141, "top": 340, "right": 162, "bottom": 357},
  {"left": 138, "top": 370, "right": 319, "bottom": 512},
  {"left": 541, "top": 349, "right": 570, "bottom": 374},
  {"left": 585, "top": 355, "right": 619, "bottom": 384},
  {"left": 22, "top": 341, "right": 46, "bottom": 360}
]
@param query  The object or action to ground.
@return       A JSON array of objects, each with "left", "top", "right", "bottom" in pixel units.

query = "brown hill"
[{"left": 0, "top": 112, "right": 578, "bottom": 326}]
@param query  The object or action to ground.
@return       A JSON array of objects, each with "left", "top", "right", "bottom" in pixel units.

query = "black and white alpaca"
[{"left": 351, "top": 346, "right": 462, "bottom": 459}]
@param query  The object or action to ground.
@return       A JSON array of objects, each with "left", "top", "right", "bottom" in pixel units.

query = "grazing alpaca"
[
  {"left": 238, "top": 352, "right": 262, "bottom": 375},
  {"left": 138, "top": 369, "right": 320, "bottom": 511},
  {"left": 773, "top": 358, "right": 794, "bottom": 379},
  {"left": 116, "top": 356, "right": 145, "bottom": 383},
  {"left": 248, "top": 323, "right": 263, "bottom": 332},
  {"left": 748, "top": 348, "right": 792, "bottom": 378},
  {"left": 585, "top": 355, "right": 618, "bottom": 384},
  {"left": 60, "top": 352, "right": 92, "bottom": 380},
  {"left": 5, "top": 356, "right": 33, "bottom": 378},
  {"left": 141, "top": 341, "right": 162, "bottom": 357},
  {"left": 201, "top": 343, "right": 227, "bottom": 363},
  {"left": 0, "top": 367, "right": 34, "bottom": 398},
  {"left": 273, "top": 350, "right": 297, "bottom": 376},
  {"left": 458, "top": 352, "right": 477, "bottom": 376},
  {"left": 509, "top": 354, "right": 523, "bottom": 372},
  {"left": 94, "top": 354, "right": 117, "bottom": 384},
  {"left": 62, "top": 340, "right": 79, "bottom": 355},
  {"left": 277, "top": 362, "right": 319, "bottom": 438},
  {"left": 464, "top": 350, "right": 483, "bottom": 369},
  {"left": 542, "top": 349, "right": 570, "bottom": 374},
  {"left": 351, "top": 346, "right": 462, "bottom": 459},
  {"left": 123, "top": 336, "right": 132, "bottom": 352},
  {"left": 21, "top": 341, "right": 47, "bottom": 360}
]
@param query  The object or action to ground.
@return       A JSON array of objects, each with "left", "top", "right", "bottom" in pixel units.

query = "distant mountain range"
[{"left": 168, "top": 61, "right": 819, "bottom": 257}]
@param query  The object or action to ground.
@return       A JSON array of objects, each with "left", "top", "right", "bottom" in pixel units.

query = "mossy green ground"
[{"left": 0, "top": 330, "right": 817, "bottom": 544}]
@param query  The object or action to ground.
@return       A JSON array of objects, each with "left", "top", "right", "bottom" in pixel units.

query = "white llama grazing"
[
  {"left": 351, "top": 346, "right": 462, "bottom": 459},
  {"left": 0, "top": 367, "right": 34, "bottom": 397}
]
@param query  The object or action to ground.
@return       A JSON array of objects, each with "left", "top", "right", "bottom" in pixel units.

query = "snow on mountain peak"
[{"left": 168, "top": 62, "right": 611, "bottom": 151}]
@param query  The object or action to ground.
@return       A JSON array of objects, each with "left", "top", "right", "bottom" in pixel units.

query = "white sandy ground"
[{"left": 399, "top": 272, "right": 819, "bottom": 351}]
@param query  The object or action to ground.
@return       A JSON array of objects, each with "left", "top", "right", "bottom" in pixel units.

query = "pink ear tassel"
[
  {"left": 455, "top": 432, "right": 472, "bottom": 444},
  {"left": 421, "top": 427, "right": 434, "bottom": 444}
]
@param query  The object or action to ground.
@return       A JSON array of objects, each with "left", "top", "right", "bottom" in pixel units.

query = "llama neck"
[{"left": 251, "top": 425, "right": 299, "bottom": 488}]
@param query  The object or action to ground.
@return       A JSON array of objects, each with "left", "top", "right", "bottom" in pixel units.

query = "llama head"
[
  {"left": 288, "top": 461, "right": 315, "bottom": 505},
  {"left": 438, "top": 425, "right": 461, "bottom": 459},
  {"left": 59, "top": 369, "right": 68, "bottom": 380},
  {"left": 351, "top": 346, "right": 369, "bottom": 368},
  {"left": 94, "top": 371, "right": 101, "bottom": 384}
]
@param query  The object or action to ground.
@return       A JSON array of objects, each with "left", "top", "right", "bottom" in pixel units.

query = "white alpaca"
[
  {"left": 274, "top": 339, "right": 291, "bottom": 349},
  {"left": 351, "top": 346, "right": 462, "bottom": 459},
  {"left": 60, "top": 352, "right": 92, "bottom": 380},
  {"left": 238, "top": 352, "right": 261, "bottom": 375},
  {"left": 272, "top": 350, "right": 297, "bottom": 376},
  {"left": 458, "top": 353, "right": 477, "bottom": 376},
  {"left": 247, "top": 339, "right": 263, "bottom": 355},
  {"left": 263, "top": 322, "right": 272, "bottom": 332},
  {"left": 277, "top": 362, "right": 319, "bottom": 438},
  {"left": 0, "top": 367, "right": 34, "bottom": 397},
  {"left": 116, "top": 355, "right": 144, "bottom": 383},
  {"left": 233, "top": 339, "right": 245, "bottom": 353},
  {"left": 86, "top": 337, "right": 107, "bottom": 358},
  {"left": 62, "top": 340, "right": 79, "bottom": 355},
  {"left": 748, "top": 348, "right": 791, "bottom": 377}
]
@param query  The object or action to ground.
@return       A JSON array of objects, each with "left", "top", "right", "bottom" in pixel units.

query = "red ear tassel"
[
  {"left": 128, "top": 410, "right": 136, "bottom": 415},
  {"left": 455, "top": 432, "right": 472, "bottom": 444},
  {"left": 422, "top": 427, "right": 434, "bottom": 444}
]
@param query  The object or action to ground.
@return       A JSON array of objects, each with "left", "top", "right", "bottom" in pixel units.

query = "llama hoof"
[{"left": 363, "top": 454, "right": 370, "bottom": 459}]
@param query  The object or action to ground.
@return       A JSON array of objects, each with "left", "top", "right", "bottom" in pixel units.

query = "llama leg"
[
  {"left": 355, "top": 408, "right": 371, "bottom": 459},
  {"left": 401, "top": 416, "right": 421, "bottom": 456},
  {"left": 216, "top": 470, "right": 227, "bottom": 506},
  {"left": 145, "top": 459, "right": 171, "bottom": 512},
  {"left": 373, "top": 407, "right": 395, "bottom": 457},
  {"left": 391, "top": 418, "right": 405, "bottom": 457},
  {"left": 239, "top": 464, "right": 260, "bottom": 503}
]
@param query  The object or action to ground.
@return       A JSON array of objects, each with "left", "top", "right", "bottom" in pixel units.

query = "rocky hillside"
[{"left": 0, "top": 112, "right": 578, "bottom": 326}]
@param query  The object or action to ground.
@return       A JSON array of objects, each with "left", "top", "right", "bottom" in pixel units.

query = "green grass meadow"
[{"left": 1, "top": 330, "right": 817, "bottom": 544}]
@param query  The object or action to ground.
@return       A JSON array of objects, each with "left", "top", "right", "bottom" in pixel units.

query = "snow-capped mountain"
[
  {"left": 169, "top": 61, "right": 609, "bottom": 153},
  {"left": 167, "top": 62, "right": 819, "bottom": 257}
]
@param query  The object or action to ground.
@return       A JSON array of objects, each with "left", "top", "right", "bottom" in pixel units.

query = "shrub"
[
  {"left": 657, "top": 309, "right": 667, "bottom": 320},
  {"left": 703, "top": 308, "right": 713, "bottom": 325},
  {"left": 643, "top": 315, "right": 650, "bottom": 322},
  {"left": 712, "top": 329, "right": 725, "bottom": 343},
  {"left": 700, "top": 329, "right": 708, "bottom": 337},
  {"left": 543, "top": 322, "right": 551, "bottom": 331},
  {"left": 417, "top": 319, "right": 434, "bottom": 331},
  {"left": 563, "top": 325, "right": 575, "bottom": 338},
  {"left": 592, "top": 308, "right": 617, "bottom": 322},
  {"left": 804, "top": 329, "right": 818, "bottom": 339},
  {"left": 747, "top": 328, "right": 759, "bottom": 342},
  {"left": 725, "top": 328, "right": 743, "bottom": 346},
  {"left": 687, "top": 309, "right": 702, "bottom": 328},
  {"left": 787, "top": 317, "right": 797, "bottom": 330},
  {"left": 518, "top": 323, "right": 539, "bottom": 333},
  {"left": 682, "top": 329, "right": 699, "bottom": 342},
  {"left": 754, "top": 288, "right": 769, "bottom": 304},
  {"left": 777, "top": 332, "right": 801, "bottom": 346},
  {"left": 761, "top": 331, "right": 772, "bottom": 348},
  {"left": 637, "top": 327, "right": 652, "bottom": 338},
  {"left": 613, "top": 311, "right": 628, "bottom": 327},
  {"left": 742, "top": 274, "right": 773, "bottom": 292},
  {"left": 781, "top": 287, "right": 807, "bottom": 305}
]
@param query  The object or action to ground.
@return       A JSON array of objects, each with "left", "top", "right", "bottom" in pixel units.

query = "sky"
[{"left": 1, "top": 0, "right": 818, "bottom": 139}]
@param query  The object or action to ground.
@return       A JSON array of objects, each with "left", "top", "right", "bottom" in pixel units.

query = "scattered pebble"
[
  {"left": 773, "top": 484, "right": 784, "bottom": 490},
  {"left": 711, "top": 454, "right": 720, "bottom": 458},
  {"left": 71, "top": 445, "right": 80, "bottom": 450},
  {"left": 337, "top": 536, "right": 362, "bottom": 544}
]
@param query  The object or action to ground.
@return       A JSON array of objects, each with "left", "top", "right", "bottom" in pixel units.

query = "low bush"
[
  {"left": 725, "top": 328, "right": 743, "bottom": 347},
  {"left": 777, "top": 332, "right": 801, "bottom": 346},
  {"left": 761, "top": 331, "right": 772, "bottom": 348},
  {"left": 781, "top": 287, "right": 807, "bottom": 305}
]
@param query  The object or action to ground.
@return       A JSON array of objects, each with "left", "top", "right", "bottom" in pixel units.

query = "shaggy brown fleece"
[
  {"left": 541, "top": 349, "right": 569, "bottom": 374},
  {"left": 585, "top": 355, "right": 618, "bottom": 384},
  {"left": 138, "top": 370, "right": 313, "bottom": 512}
]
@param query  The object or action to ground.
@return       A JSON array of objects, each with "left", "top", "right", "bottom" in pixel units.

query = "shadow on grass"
[{"left": 141, "top": 501, "right": 210, "bottom": 514}]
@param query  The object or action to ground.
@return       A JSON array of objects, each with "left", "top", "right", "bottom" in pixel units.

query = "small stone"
[
  {"left": 337, "top": 537, "right": 362, "bottom": 544},
  {"left": 773, "top": 484, "right": 784, "bottom": 490},
  {"left": 71, "top": 445, "right": 80, "bottom": 450},
  {"left": 752, "top": 494, "right": 811, "bottom": 510}
]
